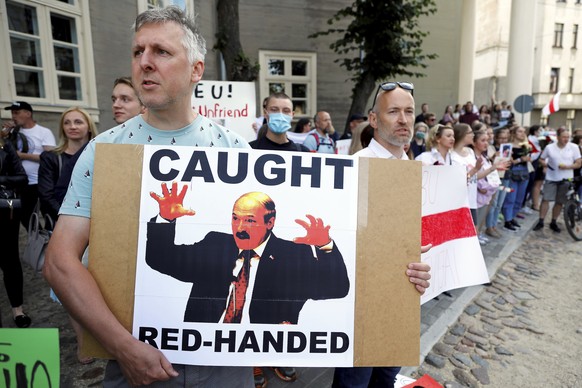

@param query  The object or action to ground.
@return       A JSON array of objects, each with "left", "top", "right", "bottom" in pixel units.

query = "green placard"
[{"left": 0, "top": 328, "right": 60, "bottom": 387}]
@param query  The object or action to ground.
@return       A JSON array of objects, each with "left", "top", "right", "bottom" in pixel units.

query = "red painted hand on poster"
[
  {"left": 150, "top": 182, "right": 195, "bottom": 221},
  {"left": 293, "top": 214, "right": 332, "bottom": 247}
]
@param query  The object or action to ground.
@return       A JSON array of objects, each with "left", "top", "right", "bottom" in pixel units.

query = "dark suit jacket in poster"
[{"left": 145, "top": 222, "right": 350, "bottom": 324}]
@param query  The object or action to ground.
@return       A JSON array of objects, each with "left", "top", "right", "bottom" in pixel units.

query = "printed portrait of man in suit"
[{"left": 145, "top": 182, "right": 350, "bottom": 324}]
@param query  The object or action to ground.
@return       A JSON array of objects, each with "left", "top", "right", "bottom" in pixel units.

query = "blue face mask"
[
  {"left": 415, "top": 131, "right": 426, "bottom": 140},
  {"left": 268, "top": 113, "right": 292, "bottom": 134}
]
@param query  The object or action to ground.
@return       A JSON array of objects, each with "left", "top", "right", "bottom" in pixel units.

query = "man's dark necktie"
[{"left": 223, "top": 249, "right": 256, "bottom": 323}]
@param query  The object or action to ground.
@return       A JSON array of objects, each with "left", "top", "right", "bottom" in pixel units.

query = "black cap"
[
  {"left": 4, "top": 101, "right": 33, "bottom": 113},
  {"left": 349, "top": 113, "right": 367, "bottom": 122}
]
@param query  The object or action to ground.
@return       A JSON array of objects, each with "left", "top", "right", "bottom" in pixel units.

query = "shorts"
[{"left": 542, "top": 181, "right": 569, "bottom": 204}]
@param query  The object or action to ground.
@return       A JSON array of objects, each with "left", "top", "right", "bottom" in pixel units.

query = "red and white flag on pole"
[
  {"left": 420, "top": 165, "right": 490, "bottom": 304},
  {"left": 542, "top": 91, "right": 561, "bottom": 116}
]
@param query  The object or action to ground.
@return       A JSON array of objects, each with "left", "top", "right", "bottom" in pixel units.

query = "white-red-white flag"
[
  {"left": 420, "top": 165, "right": 490, "bottom": 304},
  {"left": 542, "top": 91, "right": 561, "bottom": 116}
]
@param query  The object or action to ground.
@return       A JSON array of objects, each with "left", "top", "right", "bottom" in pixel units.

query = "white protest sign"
[
  {"left": 420, "top": 165, "right": 490, "bottom": 304},
  {"left": 133, "top": 146, "right": 358, "bottom": 367},
  {"left": 192, "top": 81, "right": 256, "bottom": 141}
]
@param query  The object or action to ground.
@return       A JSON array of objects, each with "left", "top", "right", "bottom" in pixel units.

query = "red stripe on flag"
[
  {"left": 549, "top": 98, "right": 556, "bottom": 114},
  {"left": 422, "top": 207, "right": 477, "bottom": 247}
]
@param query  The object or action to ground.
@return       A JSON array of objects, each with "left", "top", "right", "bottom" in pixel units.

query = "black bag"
[
  {"left": 0, "top": 185, "right": 21, "bottom": 211},
  {"left": 508, "top": 169, "right": 529, "bottom": 182}
]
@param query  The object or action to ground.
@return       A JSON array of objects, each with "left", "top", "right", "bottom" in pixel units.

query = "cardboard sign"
[
  {"left": 0, "top": 329, "right": 60, "bottom": 387},
  {"left": 86, "top": 144, "right": 422, "bottom": 367},
  {"left": 192, "top": 81, "right": 256, "bottom": 141}
]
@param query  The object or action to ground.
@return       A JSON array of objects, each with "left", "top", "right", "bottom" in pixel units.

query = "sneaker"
[
  {"left": 550, "top": 222, "right": 561, "bottom": 233},
  {"left": 271, "top": 367, "right": 298, "bottom": 382},
  {"left": 504, "top": 222, "right": 517, "bottom": 232},
  {"left": 254, "top": 367, "right": 267, "bottom": 388},
  {"left": 485, "top": 228, "right": 500, "bottom": 238},
  {"left": 533, "top": 221, "right": 544, "bottom": 231},
  {"left": 478, "top": 236, "right": 487, "bottom": 245},
  {"left": 478, "top": 233, "right": 490, "bottom": 243},
  {"left": 510, "top": 219, "right": 521, "bottom": 228},
  {"left": 521, "top": 207, "right": 534, "bottom": 215},
  {"left": 515, "top": 213, "right": 525, "bottom": 219}
]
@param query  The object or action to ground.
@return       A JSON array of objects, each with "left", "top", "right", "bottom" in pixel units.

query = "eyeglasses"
[{"left": 371, "top": 82, "right": 414, "bottom": 109}]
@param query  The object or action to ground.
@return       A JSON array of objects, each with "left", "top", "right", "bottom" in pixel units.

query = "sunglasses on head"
[{"left": 371, "top": 82, "right": 414, "bottom": 109}]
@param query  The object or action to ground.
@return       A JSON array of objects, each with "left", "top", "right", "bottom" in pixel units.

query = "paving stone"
[
  {"left": 502, "top": 318, "right": 527, "bottom": 329},
  {"left": 452, "top": 352, "right": 473, "bottom": 367},
  {"left": 464, "top": 304, "right": 480, "bottom": 316},
  {"left": 494, "top": 295, "right": 507, "bottom": 304},
  {"left": 514, "top": 345, "right": 533, "bottom": 355},
  {"left": 471, "top": 366, "right": 491, "bottom": 385},
  {"left": 489, "top": 336, "right": 502, "bottom": 346},
  {"left": 518, "top": 316, "right": 535, "bottom": 326},
  {"left": 449, "top": 357, "right": 468, "bottom": 369},
  {"left": 452, "top": 368, "right": 479, "bottom": 387},
  {"left": 461, "top": 337, "right": 475, "bottom": 347},
  {"left": 470, "top": 353, "right": 490, "bottom": 368},
  {"left": 476, "top": 342, "right": 491, "bottom": 351},
  {"left": 495, "top": 346, "right": 514, "bottom": 356},
  {"left": 459, "top": 315, "right": 477, "bottom": 327},
  {"left": 474, "top": 299, "right": 496, "bottom": 312},
  {"left": 512, "top": 291, "right": 538, "bottom": 300},
  {"left": 495, "top": 333, "right": 507, "bottom": 341},
  {"left": 433, "top": 342, "right": 454, "bottom": 357},
  {"left": 481, "top": 310, "right": 499, "bottom": 320},
  {"left": 507, "top": 333, "right": 520, "bottom": 341},
  {"left": 468, "top": 326, "right": 488, "bottom": 337},
  {"left": 450, "top": 323, "right": 466, "bottom": 336},
  {"left": 480, "top": 316, "right": 501, "bottom": 327},
  {"left": 444, "top": 334, "right": 462, "bottom": 346},
  {"left": 526, "top": 326, "right": 545, "bottom": 335},
  {"left": 576, "top": 328, "right": 582, "bottom": 334},
  {"left": 455, "top": 343, "right": 472, "bottom": 353},
  {"left": 493, "top": 301, "right": 512, "bottom": 311},
  {"left": 426, "top": 353, "right": 446, "bottom": 368},
  {"left": 474, "top": 347, "right": 489, "bottom": 358},
  {"left": 483, "top": 322, "right": 502, "bottom": 334},
  {"left": 465, "top": 333, "right": 489, "bottom": 347}
]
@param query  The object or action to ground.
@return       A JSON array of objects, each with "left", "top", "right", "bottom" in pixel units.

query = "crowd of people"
[{"left": 0, "top": 4, "right": 581, "bottom": 388}]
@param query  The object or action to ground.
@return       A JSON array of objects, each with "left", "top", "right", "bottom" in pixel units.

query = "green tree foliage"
[{"left": 310, "top": 0, "right": 437, "bottom": 130}]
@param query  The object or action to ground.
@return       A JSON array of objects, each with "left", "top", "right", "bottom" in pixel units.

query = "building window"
[
  {"left": 554, "top": 23, "right": 564, "bottom": 47},
  {"left": 3, "top": 0, "right": 94, "bottom": 104},
  {"left": 138, "top": 0, "right": 194, "bottom": 12},
  {"left": 573, "top": 24, "right": 579, "bottom": 48},
  {"left": 550, "top": 68, "right": 560, "bottom": 93},
  {"left": 258, "top": 51, "right": 317, "bottom": 117},
  {"left": 568, "top": 68, "right": 574, "bottom": 93}
]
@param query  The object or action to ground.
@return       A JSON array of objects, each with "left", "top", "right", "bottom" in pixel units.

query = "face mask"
[
  {"left": 268, "top": 113, "right": 292, "bottom": 134},
  {"left": 415, "top": 132, "right": 426, "bottom": 140}
]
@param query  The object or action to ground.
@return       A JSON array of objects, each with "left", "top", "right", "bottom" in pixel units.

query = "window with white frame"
[
  {"left": 4, "top": 0, "right": 93, "bottom": 104},
  {"left": 137, "top": 0, "right": 194, "bottom": 12},
  {"left": 259, "top": 51, "right": 317, "bottom": 118}
]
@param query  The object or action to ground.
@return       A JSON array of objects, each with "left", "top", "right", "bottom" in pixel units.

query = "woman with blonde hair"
[
  {"left": 38, "top": 106, "right": 98, "bottom": 364},
  {"left": 416, "top": 124, "right": 455, "bottom": 165},
  {"left": 38, "top": 107, "right": 98, "bottom": 221}
]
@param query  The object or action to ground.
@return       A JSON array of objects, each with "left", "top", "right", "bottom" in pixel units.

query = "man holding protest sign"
[
  {"left": 332, "top": 82, "right": 432, "bottom": 388},
  {"left": 44, "top": 6, "right": 252, "bottom": 387}
]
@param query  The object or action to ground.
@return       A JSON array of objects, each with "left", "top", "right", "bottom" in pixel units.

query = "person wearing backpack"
[{"left": 303, "top": 111, "right": 336, "bottom": 154}]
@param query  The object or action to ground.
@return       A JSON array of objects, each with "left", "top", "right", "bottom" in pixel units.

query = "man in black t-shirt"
[{"left": 249, "top": 93, "right": 309, "bottom": 153}]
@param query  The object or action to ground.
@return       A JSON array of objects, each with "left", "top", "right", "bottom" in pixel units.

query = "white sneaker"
[
  {"left": 478, "top": 234, "right": 490, "bottom": 243},
  {"left": 521, "top": 207, "right": 533, "bottom": 215}
]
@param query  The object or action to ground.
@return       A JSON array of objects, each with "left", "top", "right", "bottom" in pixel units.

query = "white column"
[
  {"left": 458, "top": 0, "right": 476, "bottom": 104},
  {"left": 507, "top": 0, "right": 538, "bottom": 126}
]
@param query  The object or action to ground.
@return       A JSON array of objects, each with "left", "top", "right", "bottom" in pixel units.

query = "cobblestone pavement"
[
  {"left": 405, "top": 216, "right": 582, "bottom": 387},
  {"left": 2, "top": 211, "right": 580, "bottom": 387}
]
